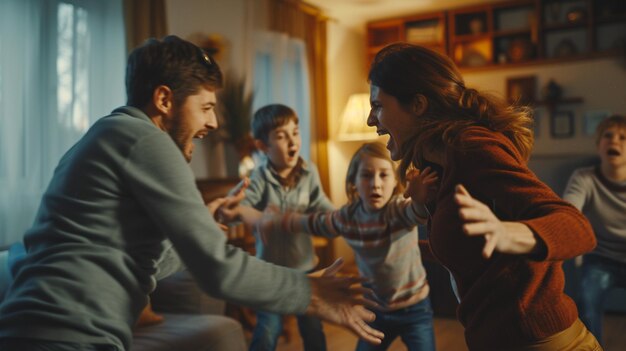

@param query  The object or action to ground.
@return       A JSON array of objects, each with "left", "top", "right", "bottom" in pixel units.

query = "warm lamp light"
[{"left": 337, "top": 93, "right": 378, "bottom": 141}]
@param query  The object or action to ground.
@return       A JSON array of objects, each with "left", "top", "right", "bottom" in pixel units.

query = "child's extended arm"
[
  {"left": 254, "top": 208, "right": 344, "bottom": 245},
  {"left": 217, "top": 203, "right": 337, "bottom": 245},
  {"left": 217, "top": 203, "right": 264, "bottom": 231}
]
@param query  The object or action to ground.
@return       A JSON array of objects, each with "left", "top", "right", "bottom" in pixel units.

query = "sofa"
[{"left": 0, "top": 244, "right": 247, "bottom": 351}]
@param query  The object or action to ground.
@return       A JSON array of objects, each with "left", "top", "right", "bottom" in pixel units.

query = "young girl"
[{"left": 256, "top": 142, "right": 438, "bottom": 351}]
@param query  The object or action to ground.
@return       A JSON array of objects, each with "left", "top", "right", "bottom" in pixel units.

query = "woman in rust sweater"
[{"left": 366, "top": 42, "right": 601, "bottom": 351}]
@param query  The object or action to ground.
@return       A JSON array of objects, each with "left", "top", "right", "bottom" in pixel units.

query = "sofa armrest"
[
  {"left": 132, "top": 313, "right": 246, "bottom": 351},
  {"left": 150, "top": 269, "right": 225, "bottom": 315}
]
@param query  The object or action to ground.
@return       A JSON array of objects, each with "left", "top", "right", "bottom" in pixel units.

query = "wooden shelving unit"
[
  {"left": 366, "top": 11, "right": 447, "bottom": 67},
  {"left": 365, "top": 0, "right": 626, "bottom": 71}
]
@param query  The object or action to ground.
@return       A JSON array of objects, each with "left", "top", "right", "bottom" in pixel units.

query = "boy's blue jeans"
[
  {"left": 577, "top": 254, "right": 626, "bottom": 345},
  {"left": 355, "top": 297, "right": 436, "bottom": 351},
  {"left": 249, "top": 311, "right": 326, "bottom": 351}
]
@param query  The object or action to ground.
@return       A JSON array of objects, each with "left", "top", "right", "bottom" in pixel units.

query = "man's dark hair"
[
  {"left": 125, "top": 35, "right": 223, "bottom": 108},
  {"left": 251, "top": 104, "right": 299, "bottom": 144}
]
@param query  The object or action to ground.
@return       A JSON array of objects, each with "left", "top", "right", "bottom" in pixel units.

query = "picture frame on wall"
[
  {"left": 506, "top": 75, "right": 536, "bottom": 106},
  {"left": 551, "top": 111, "right": 574, "bottom": 138},
  {"left": 584, "top": 110, "right": 612, "bottom": 136}
]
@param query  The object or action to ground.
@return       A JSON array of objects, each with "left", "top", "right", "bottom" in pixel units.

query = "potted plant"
[{"left": 217, "top": 72, "right": 256, "bottom": 176}]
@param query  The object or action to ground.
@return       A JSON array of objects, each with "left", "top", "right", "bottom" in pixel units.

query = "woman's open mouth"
[{"left": 607, "top": 148, "right": 621, "bottom": 157}]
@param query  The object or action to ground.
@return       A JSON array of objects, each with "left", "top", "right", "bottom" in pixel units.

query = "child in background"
[
  {"left": 563, "top": 114, "right": 626, "bottom": 346},
  {"left": 236, "top": 104, "right": 334, "bottom": 351},
  {"left": 256, "top": 142, "right": 438, "bottom": 351}
]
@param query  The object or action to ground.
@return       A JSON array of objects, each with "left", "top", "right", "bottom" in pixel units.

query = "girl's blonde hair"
[
  {"left": 368, "top": 43, "right": 534, "bottom": 182},
  {"left": 345, "top": 142, "right": 403, "bottom": 203}
]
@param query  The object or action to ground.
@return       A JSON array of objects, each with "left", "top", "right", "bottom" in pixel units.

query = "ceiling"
[{"left": 306, "top": 0, "right": 506, "bottom": 28}]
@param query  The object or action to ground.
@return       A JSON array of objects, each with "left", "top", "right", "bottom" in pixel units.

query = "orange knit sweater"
[{"left": 426, "top": 127, "right": 595, "bottom": 350}]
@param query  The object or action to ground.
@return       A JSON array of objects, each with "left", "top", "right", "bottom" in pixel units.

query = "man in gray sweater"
[{"left": 0, "top": 36, "right": 383, "bottom": 351}]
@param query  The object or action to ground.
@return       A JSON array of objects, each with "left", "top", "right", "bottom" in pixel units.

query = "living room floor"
[
  {"left": 273, "top": 317, "right": 466, "bottom": 351},
  {"left": 273, "top": 314, "right": 626, "bottom": 351}
]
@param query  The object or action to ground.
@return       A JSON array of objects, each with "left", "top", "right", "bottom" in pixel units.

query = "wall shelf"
[
  {"left": 365, "top": 0, "right": 626, "bottom": 71},
  {"left": 536, "top": 96, "right": 584, "bottom": 117}
]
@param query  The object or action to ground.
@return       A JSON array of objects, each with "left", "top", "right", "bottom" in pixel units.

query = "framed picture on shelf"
[
  {"left": 551, "top": 111, "right": 574, "bottom": 138},
  {"left": 506, "top": 75, "right": 536, "bottom": 106},
  {"left": 583, "top": 110, "right": 612, "bottom": 136}
]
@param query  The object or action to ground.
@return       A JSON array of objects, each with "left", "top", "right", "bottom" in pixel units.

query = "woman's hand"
[
  {"left": 306, "top": 258, "right": 384, "bottom": 345},
  {"left": 454, "top": 184, "right": 541, "bottom": 259},
  {"left": 404, "top": 166, "right": 438, "bottom": 204}
]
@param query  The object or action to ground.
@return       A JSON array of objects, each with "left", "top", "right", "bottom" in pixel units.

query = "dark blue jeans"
[
  {"left": 355, "top": 297, "right": 435, "bottom": 351},
  {"left": 577, "top": 254, "right": 626, "bottom": 345},
  {"left": 0, "top": 338, "right": 119, "bottom": 351},
  {"left": 249, "top": 311, "right": 326, "bottom": 351}
]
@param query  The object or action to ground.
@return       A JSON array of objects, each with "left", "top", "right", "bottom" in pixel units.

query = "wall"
[
  {"left": 323, "top": 6, "right": 626, "bottom": 263},
  {"left": 167, "top": 0, "right": 626, "bottom": 263},
  {"left": 166, "top": 0, "right": 361, "bottom": 261},
  {"left": 325, "top": 21, "right": 371, "bottom": 262},
  {"left": 464, "top": 58, "right": 626, "bottom": 157},
  {"left": 165, "top": 0, "right": 254, "bottom": 179},
  {"left": 164, "top": 9, "right": 626, "bottom": 168},
  {"left": 324, "top": 18, "right": 626, "bottom": 198}
]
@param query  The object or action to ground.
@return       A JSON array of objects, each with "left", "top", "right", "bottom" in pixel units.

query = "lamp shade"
[{"left": 337, "top": 93, "right": 378, "bottom": 141}]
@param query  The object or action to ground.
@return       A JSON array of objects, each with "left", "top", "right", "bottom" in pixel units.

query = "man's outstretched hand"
[
  {"left": 208, "top": 178, "right": 250, "bottom": 231},
  {"left": 306, "top": 258, "right": 384, "bottom": 345}
]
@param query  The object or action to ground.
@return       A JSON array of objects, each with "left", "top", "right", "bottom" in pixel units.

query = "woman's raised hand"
[
  {"left": 404, "top": 166, "right": 438, "bottom": 204},
  {"left": 455, "top": 184, "right": 541, "bottom": 258}
]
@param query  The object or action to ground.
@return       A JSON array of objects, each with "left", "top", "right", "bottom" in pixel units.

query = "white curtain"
[
  {"left": 252, "top": 31, "right": 311, "bottom": 160},
  {"left": 0, "top": 0, "right": 126, "bottom": 246}
]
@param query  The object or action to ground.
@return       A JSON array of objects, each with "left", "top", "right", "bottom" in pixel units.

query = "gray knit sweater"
[
  {"left": 0, "top": 107, "right": 310, "bottom": 350},
  {"left": 563, "top": 166, "right": 626, "bottom": 263},
  {"left": 241, "top": 158, "right": 334, "bottom": 271}
]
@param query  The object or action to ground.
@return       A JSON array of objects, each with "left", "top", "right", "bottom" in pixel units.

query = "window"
[
  {"left": 0, "top": 0, "right": 125, "bottom": 245},
  {"left": 57, "top": 2, "right": 90, "bottom": 132},
  {"left": 252, "top": 31, "right": 311, "bottom": 161}
]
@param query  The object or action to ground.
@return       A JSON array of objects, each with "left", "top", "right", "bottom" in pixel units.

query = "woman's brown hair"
[{"left": 368, "top": 43, "right": 534, "bottom": 181}]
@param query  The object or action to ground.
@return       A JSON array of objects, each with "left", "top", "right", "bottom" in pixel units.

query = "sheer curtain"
[
  {"left": 265, "top": 0, "right": 330, "bottom": 189},
  {"left": 252, "top": 31, "right": 312, "bottom": 160},
  {"left": 0, "top": 0, "right": 126, "bottom": 245}
]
